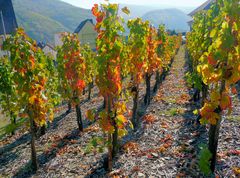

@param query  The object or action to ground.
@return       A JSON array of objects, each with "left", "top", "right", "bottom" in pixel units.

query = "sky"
[{"left": 61, "top": 0, "right": 207, "bottom": 9}]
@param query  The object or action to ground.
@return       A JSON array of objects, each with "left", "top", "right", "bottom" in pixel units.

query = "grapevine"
[
  {"left": 144, "top": 26, "right": 161, "bottom": 105},
  {"left": 81, "top": 44, "right": 97, "bottom": 100},
  {"left": 91, "top": 3, "right": 130, "bottom": 170},
  {"left": 127, "top": 18, "right": 149, "bottom": 128},
  {"left": 3, "top": 28, "right": 55, "bottom": 170},
  {"left": 187, "top": 0, "right": 240, "bottom": 173},
  {"left": 57, "top": 33, "right": 86, "bottom": 132}
]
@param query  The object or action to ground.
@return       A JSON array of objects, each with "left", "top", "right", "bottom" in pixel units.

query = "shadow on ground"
[{"left": 13, "top": 128, "right": 80, "bottom": 178}]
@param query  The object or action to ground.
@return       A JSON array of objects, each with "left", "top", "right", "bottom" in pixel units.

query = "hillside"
[
  {"left": 119, "top": 4, "right": 158, "bottom": 20},
  {"left": 11, "top": 1, "right": 190, "bottom": 43},
  {"left": 142, "top": 8, "right": 191, "bottom": 32},
  {"left": 12, "top": 0, "right": 93, "bottom": 43}
]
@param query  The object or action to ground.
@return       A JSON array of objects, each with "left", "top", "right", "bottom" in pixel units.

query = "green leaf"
[
  {"left": 210, "top": 29, "right": 217, "bottom": 38},
  {"left": 198, "top": 144, "right": 212, "bottom": 175},
  {"left": 200, "top": 118, "right": 208, "bottom": 125},
  {"left": 193, "top": 109, "right": 199, "bottom": 115},
  {"left": 221, "top": 21, "right": 228, "bottom": 29},
  {"left": 129, "top": 121, "right": 134, "bottom": 130},
  {"left": 86, "top": 109, "right": 96, "bottom": 121}
]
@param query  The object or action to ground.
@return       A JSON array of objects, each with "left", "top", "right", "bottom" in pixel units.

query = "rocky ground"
[{"left": 0, "top": 45, "right": 239, "bottom": 178}]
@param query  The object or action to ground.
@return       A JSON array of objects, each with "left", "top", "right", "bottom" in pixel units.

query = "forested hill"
[
  {"left": 12, "top": 0, "right": 93, "bottom": 43},
  {"left": 12, "top": 0, "right": 191, "bottom": 43}
]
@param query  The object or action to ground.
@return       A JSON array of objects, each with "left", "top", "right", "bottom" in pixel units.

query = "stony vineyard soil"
[{"left": 0, "top": 45, "right": 239, "bottom": 178}]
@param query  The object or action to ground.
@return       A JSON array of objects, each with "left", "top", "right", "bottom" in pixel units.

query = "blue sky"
[{"left": 61, "top": 0, "right": 207, "bottom": 9}]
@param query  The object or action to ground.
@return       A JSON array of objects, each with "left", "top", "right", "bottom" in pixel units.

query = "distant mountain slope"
[
  {"left": 12, "top": 0, "right": 93, "bottom": 43},
  {"left": 11, "top": 1, "right": 190, "bottom": 43},
  {"left": 142, "top": 9, "right": 191, "bottom": 32},
  {"left": 15, "top": 8, "right": 69, "bottom": 43},
  {"left": 119, "top": 4, "right": 159, "bottom": 20}
]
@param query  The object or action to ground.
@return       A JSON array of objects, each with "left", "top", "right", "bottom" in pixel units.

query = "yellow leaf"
[
  {"left": 116, "top": 114, "right": 127, "bottom": 129},
  {"left": 99, "top": 117, "right": 115, "bottom": 134},
  {"left": 193, "top": 109, "right": 198, "bottom": 115},
  {"left": 29, "top": 95, "right": 37, "bottom": 104},
  {"left": 233, "top": 167, "right": 240, "bottom": 175},
  {"left": 200, "top": 103, "right": 214, "bottom": 117},
  {"left": 118, "top": 128, "right": 127, "bottom": 137},
  {"left": 200, "top": 118, "right": 208, "bottom": 125},
  {"left": 116, "top": 115, "right": 127, "bottom": 124},
  {"left": 208, "top": 113, "right": 220, "bottom": 125},
  {"left": 215, "top": 38, "right": 222, "bottom": 48},
  {"left": 221, "top": 21, "right": 228, "bottom": 29},
  {"left": 116, "top": 102, "right": 127, "bottom": 114},
  {"left": 210, "top": 29, "right": 217, "bottom": 38},
  {"left": 220, "top": 93, "right": 232, "bottom": 110},
  {"left": 197, "top": 65, "right": 202, "bottom": 73},
  {"left": 86, "top": 110, "right": 95, "bottom": 121},
  {"left": 210, "top": 90, "right": 220, "bottom": 103},
  {"left": 39, "top": 119, "right": 46, "bottom": 126},
  {"left": 49, "top": 110, "right": 54, "bottom": 121},
  {"left": 129, "top": 120, "right": 134, "bottom": 130}
]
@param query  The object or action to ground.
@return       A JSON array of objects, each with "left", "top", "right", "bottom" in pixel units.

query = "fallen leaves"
[
  {"left": 153, "top": 92, "right": 164, "bottom": 102},
  {"left": 122, "top": 141, "right": 139, "bottom": 153},
  {"left": 217, "top": 149, "right": 240, "bottom": 159},
  {"left": 131, "top": 166, "right": 141, "bottom": 173},
  {"left": 136, "top": 148, "right": 160, "bottom": 157},
  {"left": 217, "top": 151, "right": 227, "bottom": 159},
  {"left": 227, "top": 149, "right": 240, "bottom": 156},
  {"left": 108, "top": 169, "right": 126, "bottom": 178},
  {"left": 176, "top": 172, "right": 186, "bottom": 178},
  {"left": 49, "top": 134, "right": 63, "bottom": 143},
  {"left": 176, "top": 94, "right": 191, "bottom": 104},
  {"left": 233, "top": 167, "right": 240, "bottom": 176},
  {"left": 160, "top": 134, "right": 173, "bottom": 143},
  {"left": 57, "top": 145, "right": 69, "bottom": 156},
  {"left": 161, "top": 121, "right": 169, "bottom": 129},
  {"left": 83, "top": 125, "right": 100, "bottom": 133},
  {"left": 124, "top": 133, "right": 174, "bottom": 158},
  {"left": 142, "top": 114, "right": 156, "bottom": 125}
]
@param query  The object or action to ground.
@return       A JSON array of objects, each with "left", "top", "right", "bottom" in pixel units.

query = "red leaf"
[
  {"left": 208, "top": 55, "right": 217, "bottom": 66},
  {"left": 227, "top": 150, "right": 240, "bottom": 156},
  {"left": 220, "top": 93, "right": 232, "bottom": 110},
  {"left": 92, "top": 4, "right": 99, "bottom": 17}
]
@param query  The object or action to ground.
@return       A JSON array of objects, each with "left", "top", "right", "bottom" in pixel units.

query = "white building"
[
  {"left": 74, "top": 19, "right": 97, "bottom": 50},
  {"left": 54, "top": 32, "right": 66, "bottom": 47},
  {"left": 38, "top": 42, "right": 57, "bottom": 59}
]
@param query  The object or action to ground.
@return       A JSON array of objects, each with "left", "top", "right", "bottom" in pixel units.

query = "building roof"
[
  {"left": 188, "top": 0, "right": 215, "bottom": 16},
  {"left": 74, "top": 19, "right": 94, "bottom": 33},
  {"left": 37, "top": 42, "right": 45, "bottom": 49},
  {"left": 187, "top": 20, "right": 194, "bottom": 27},
  {"left": 0, "top": 0, "right": 18, "bottom": 35},
  {"left": 45, "top": 43, "right": 55, "bottom": 50},
  {"left": 38, "top": 42, "right": 55, "bottom": 50}
]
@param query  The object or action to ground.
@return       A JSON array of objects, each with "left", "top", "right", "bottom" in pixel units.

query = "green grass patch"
[
  {"left": 0, "top": 117, "right": 10, "bottom": 139},
  {"left": 0, "top": 114, "right": 10, "bottom": 130},
  {"left": 162, "top": 97, "right": 176, "bottom": 104},
  {"left": 164, "top": 107, "right": 186, "bottom": 116},
  {"left": 168, "top": 108, "right": 178, "bottom": 116},
  {"left": 226, "top": 116, "right": 240, "bottom": 122}
]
